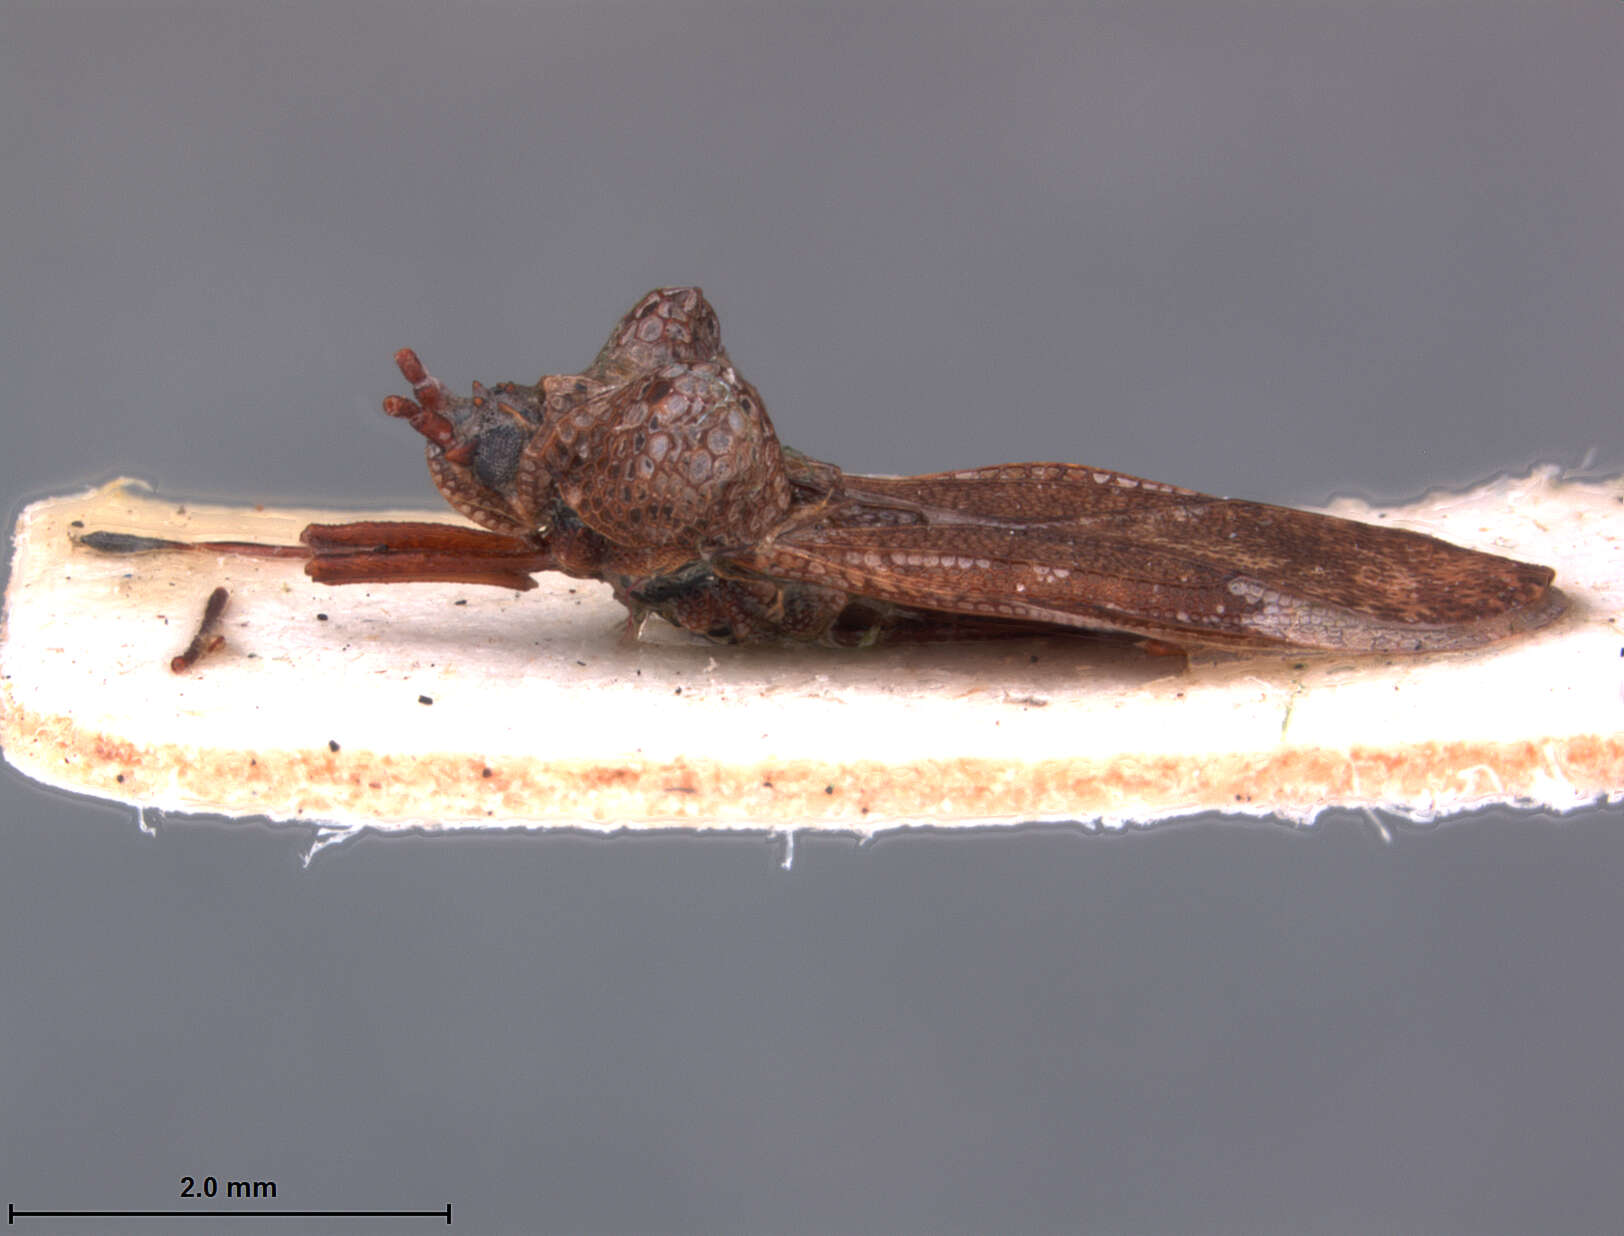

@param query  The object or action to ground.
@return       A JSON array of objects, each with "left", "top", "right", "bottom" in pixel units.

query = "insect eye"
[{"left": 472, "top": 421, "right": 527, "bottom": 490}]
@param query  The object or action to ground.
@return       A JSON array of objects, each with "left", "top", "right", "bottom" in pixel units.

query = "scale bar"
[{"left": 9, "top": 1203, "right": 451, "bottom": 1224}]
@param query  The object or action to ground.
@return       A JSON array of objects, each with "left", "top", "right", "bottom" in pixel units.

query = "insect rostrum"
[{"left": 297, "top": 287, "right": 1565, "bottom": 654}]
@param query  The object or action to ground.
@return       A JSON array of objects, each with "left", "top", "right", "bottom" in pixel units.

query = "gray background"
[{"left": 3, "top": 3, "right": 1622, "bottom": 1234}]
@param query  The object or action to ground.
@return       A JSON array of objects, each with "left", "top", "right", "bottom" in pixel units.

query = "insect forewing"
[{"left": 728, "top": 463, "right": 1563, "bottom": 653}]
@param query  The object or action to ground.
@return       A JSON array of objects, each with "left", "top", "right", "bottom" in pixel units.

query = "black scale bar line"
[{"left": 10, "top": 1203, "right": 451, "bottom": 1224}]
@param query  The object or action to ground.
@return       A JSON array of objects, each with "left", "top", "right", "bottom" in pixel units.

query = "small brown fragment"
[{"left": 170, "top": 587, "right": 230, "bottom": 673}]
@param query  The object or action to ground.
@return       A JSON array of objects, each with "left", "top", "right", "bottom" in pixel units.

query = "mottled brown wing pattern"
[
  {"left": 729, "top": 463, "right": 1562, "bottom": 652},
  {"left": 836, "top": 463, "right": 1202, "bottom": 519},
  {"left": 852, "top": 463, "right": 1556, "bottom": 623}
]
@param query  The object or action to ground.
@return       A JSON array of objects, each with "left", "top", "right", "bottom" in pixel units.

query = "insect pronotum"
[{"left": 89, "top": 287, "right": 1566, "bottom": 656}]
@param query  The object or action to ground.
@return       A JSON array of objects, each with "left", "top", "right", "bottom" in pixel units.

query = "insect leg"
[
  {"left": 633, "top": 569, "right": 849, "bottom": 643},
  {"left": 170, "top": 585, "right": 231, "bottom": 673},
  {"left": 74, "top": 530, "right": 312, "bottom": 559},
  {"left": 75, "top": 519, "right": 553, "bottom": 591},
  {"left": 299, "top": 521, "right": 554, "bottom": 591}
]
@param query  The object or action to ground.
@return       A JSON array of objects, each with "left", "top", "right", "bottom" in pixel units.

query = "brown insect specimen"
[
  {"left": 170, "top": 586, "right": 229, "bottom": 673},
  {"left": 86, "top": 287, "right": 1566, "bottom": 655}
]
